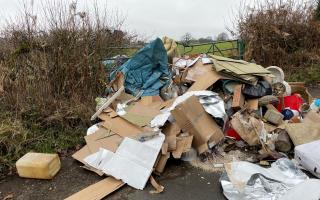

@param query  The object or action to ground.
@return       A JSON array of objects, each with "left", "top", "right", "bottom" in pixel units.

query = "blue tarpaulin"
[{"left": 110, "top": 38, "right": 171, "bottom": 96}]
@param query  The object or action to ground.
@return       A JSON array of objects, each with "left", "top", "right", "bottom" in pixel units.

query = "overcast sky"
[{"left": 0, "top": 0, "right": 312, "bottom": 40}]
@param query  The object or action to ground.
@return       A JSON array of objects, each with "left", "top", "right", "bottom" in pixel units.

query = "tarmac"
[{"left": 0, "top": 155, "right": 226, "bottom": 200}]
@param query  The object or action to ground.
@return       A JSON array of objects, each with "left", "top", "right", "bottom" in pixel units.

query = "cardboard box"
[
  {"left": 232, "top": 84, "right": 244, "bottom": 110},
  {"left": 172, "top": 135, "right": 193, "bottom": 159},
  {"left": 171, "top": 95, "right": 224, "bottom": 154},
  {"left": 289, "top": 82, "right": 314, "bottom": 104}
]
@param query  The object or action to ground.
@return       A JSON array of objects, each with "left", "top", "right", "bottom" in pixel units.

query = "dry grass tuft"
[{"left": 0, "top": 0, "right": 135, "bottom": 175}]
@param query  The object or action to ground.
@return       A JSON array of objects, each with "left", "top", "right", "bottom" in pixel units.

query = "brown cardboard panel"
[
  {"left": 162, "top": 122, "right": 181, "bottom": 136},
  {"left": 72, "top": 145, "right": 104, "bottom": 176},
  {"left": 64, "top": 177, "right": 124, "bottom": 200},
  {"left": 232, "top": 84, "right": 244, "bottom": 110},
  {"left": 172, "top": 135, "right": 193, "bottom": 159},
  {"left": 188, "top": 69, "right": 222, "bottom": 91},
  {"left": 285, "top": 122, "right": 320, "bottom": 146},
  {"left": 102, "top": 107, "right": 118, "bottom": 118},
  {"left": 264, "top": 123, "right": 278, "bottom": 132},
  {"left": 154, "top": 153, "right": 170, "bottom": 174},
  {"left": 161, "top": 142, "right": 168, "bottom": 155},
  {"left": 230, "top": 112, "right": 261, "bottom": 146},
  {"left": 121, "top": 102, "right": 161, "bottom": 127},
  {"left": 81, "top": 165, "right": 104, "bottom": 176},
  {"left": 264, "top": 107, "right": 284, "bottom": 125},
  {"left": 99, "top": 112, "right": 143, "bottom": 138},
  {"left": 162, "top": 98, "right": 176, "bottom": 109},
  {"left": 84, "top": 128, "right": 123, "bottom": 153},
  {"left": 171, "top": 96, "right": 224, "bottom": 154},
  {"left": 149, "top": 176, "right": 164, "bottom": 194},
  {"left": 162, "top": 122, "right": 180, "bottom": 151},
  {"left": 72, "top": 145, "right": 92, "bottom": 165},
  {"left": 185, "top": 61, "right": 213, "bottom": 82},
  {"left": 304, "top": 110, "right": 320, "bottom": 124},
  {"left": 140, "top": 96, "right": 163, "bottom": 106},
  {"left": 246, "top": 99, "right": 259, "bottom": 110}
]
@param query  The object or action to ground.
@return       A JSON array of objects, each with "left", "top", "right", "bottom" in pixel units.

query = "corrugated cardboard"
[
  {"left": 289, "top": 82, "right": 314, "bottom": 104},
  {"left": 84, "top": 127, "right": 123, "bottom": 153},
  {"left": 140, "top": 96, "right": 163, "bottom": 106},
  {"left": 149, "top": 176, "right": 164, "bottom": 194},
  {"left": 99, "top": 112, "right": 143, "bottom": 138},
  {"left": 246, "top": 99, "right": 259, "bottom": 110},
  {"left": 172, "top": 135, "right": 193, "bottom": 159},
  {"left": 72, "top": 145, "right": 92, "bottom": 165},
  {"left": 188, "top": 69, "right": 222, "bottom": 91},
  {"left": 185, "top": 61, "right": 213, "bottom": 82},
  {"left": 162, "top": 122, "right": 181, "bottom": 151},
  {"left": 121, "top": 102, "right": 161, "bottom": 127},
  {"left": 264, "top": 108, "right": 284, "bottom": 125},
  {"left": 64, "top": 177, "right": 124, "bottom": 200},
  {"left": 230, "top": 112, "right": 261, "bottom": 146},
  {"left": 285, "top": 122, "right": 320, "bottom": 146},
  {"left": 155, "top": 153, "right": 170, "bottom": 174},
  {"left": 232, "top": 84, "right": 244, "bottom": 110},
  {"left": 171, "top": 96, "right": 224, "bottom": 154},
  {"left": 72, "top": 145, "right": 104, "bottom": 176},
  {"left": 161, "top": 142, "right": 168, "bottom": 155},
  {"left": 304, "top": 110, "right": 320, "bottom": 124}
]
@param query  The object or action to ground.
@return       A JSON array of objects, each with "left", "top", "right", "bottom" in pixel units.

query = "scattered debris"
[{"left": 63, "top": 37, "right": 319, "bottom": 199}]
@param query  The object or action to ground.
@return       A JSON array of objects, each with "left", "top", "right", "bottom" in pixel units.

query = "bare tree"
[
  {"left": 181, "top": 32, "right": 193, "bottom": 45},
  {"left": 216, "top": 32, "right": 229, "bottom": 41}
]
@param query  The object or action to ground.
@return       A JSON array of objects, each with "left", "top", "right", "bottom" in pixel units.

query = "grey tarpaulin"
[{"left": 110, "top": 38, "right": 171, "bottom": 96}]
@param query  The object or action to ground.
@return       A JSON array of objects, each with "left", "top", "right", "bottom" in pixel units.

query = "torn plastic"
[
  {"left": 87, "top": 124, "right": 99, "bottom": 136},
  {"left": 242, "top": 81, "right": 272, "bottom": 99},
  {"left": 220, "top": 158, "right": 309, "bottom": 200},
  {"left": 109, "top": 38, "right": 171, "bottom": 97}
]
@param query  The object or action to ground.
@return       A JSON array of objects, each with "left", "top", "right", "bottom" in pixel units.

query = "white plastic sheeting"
[{"left": 84, "top": 133, "right": 165, "bottom": 190}]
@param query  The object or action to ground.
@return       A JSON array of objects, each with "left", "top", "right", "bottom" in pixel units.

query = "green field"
[
  {"left": 177, "top": 40, "right": 239, "bottom": 57},
  {"left": 124, "top": 40, "right": 239, "bottom": 58}
]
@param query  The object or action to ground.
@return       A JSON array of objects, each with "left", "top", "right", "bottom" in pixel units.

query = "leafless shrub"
[
  {"left": 0, "top": 0, "right": 133, "bottom": 126},
  {"left": 235, "top": 0, "right": 320, "bottom": 79}
]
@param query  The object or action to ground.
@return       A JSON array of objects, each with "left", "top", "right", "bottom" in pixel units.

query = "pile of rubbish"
[{"left": 67, "top": 37, "right": 320, "bottom": 199}]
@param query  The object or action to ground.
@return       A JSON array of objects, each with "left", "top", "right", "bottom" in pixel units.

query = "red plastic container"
[{"left": 277, "top": 94, "right": 304, "bottom": 112}]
